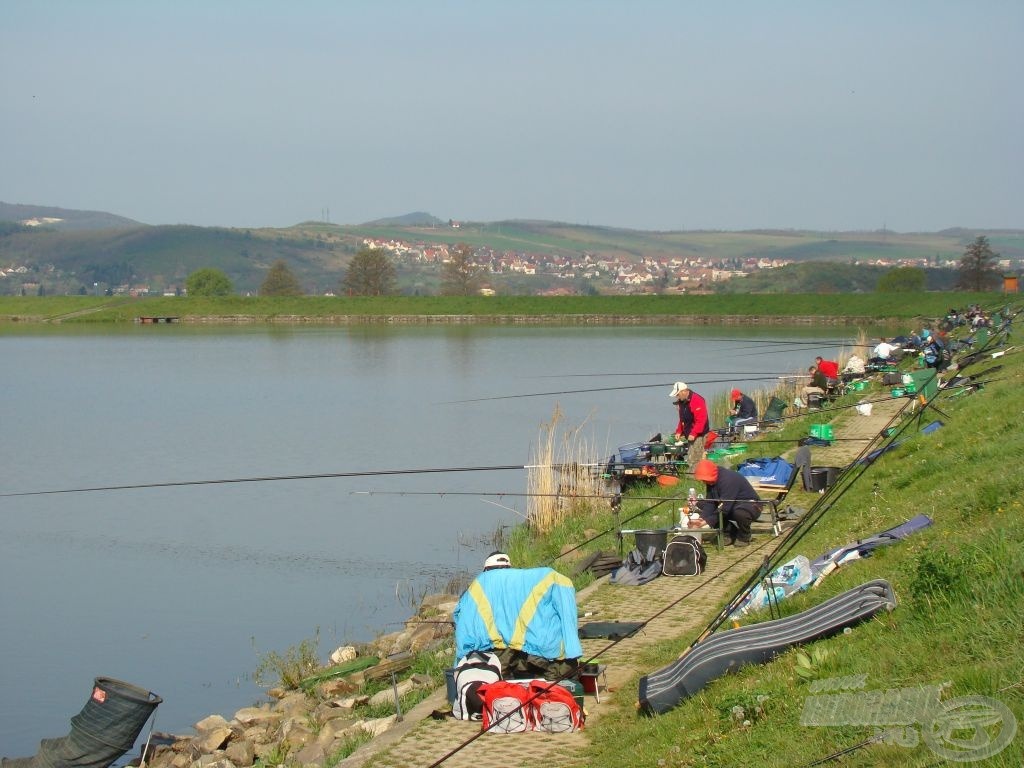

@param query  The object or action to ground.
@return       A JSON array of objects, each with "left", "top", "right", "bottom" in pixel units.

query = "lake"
[{"left": 0, "top": 323, "right": 863, "bottom": 756}]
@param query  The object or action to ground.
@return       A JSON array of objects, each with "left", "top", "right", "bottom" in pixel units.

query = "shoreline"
[
  {"left": 185, "top": 314, "right": 893, "bottom": 326},
  {"left": 0, "top": 313, "right": 901, "bottom": 326}
]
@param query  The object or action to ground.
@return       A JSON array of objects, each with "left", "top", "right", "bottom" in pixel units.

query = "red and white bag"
[
  {"left": 528, "top": 680, "right": 585, "bottom": 733},
  {"left": 479, "top": 681, "right": 533, "bottom": 733}
]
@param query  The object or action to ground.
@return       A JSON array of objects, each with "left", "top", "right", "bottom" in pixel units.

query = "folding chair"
[
  {"left": 759, "top": 396, "right": 788, "bottom": 429},
  {"left": 751, "top": 455, "right": 802, "bottom": 536}
]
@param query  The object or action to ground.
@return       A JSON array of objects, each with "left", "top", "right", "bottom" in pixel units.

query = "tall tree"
[
  {"left": 260, "top": 259, "right": 303, "bottom": 296},
  {"left": 956, "top": 235, "right": 1001, "bottom": 291},
  {"left": 340, "top": 246, "right": 396, "bottom": 296},
  {"left": 440, "top": 243, "right": 483, "bottom": 296},
  {"left": 185, "top": 268, "right": 233, "bottom": 297}
]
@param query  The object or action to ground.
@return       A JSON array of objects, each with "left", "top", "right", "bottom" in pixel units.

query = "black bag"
[
  {"left": 610, "top": 545, "right": 662, "bottom": 586},
  {"left": 882, "top": 372, "right": 902, "bottom": 386},
  {"left": 451, "top": 650, "right": 502, "bottom": 720},
  {"left": 662, "top": 534, "right": 707, "bottom": 576}
]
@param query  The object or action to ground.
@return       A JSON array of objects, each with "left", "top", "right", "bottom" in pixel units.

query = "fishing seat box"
[{"left": 809, "top": 424, "right": 834, "bottom": 441}]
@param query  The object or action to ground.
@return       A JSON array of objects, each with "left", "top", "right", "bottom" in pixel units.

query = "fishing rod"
[
  {"left": 531, "top": 370, "right": 803, "bottom": 378},
  {"left": 352, "top": 489, "right": 778, "bottom": 506},
  {"left": 443, "top": 374, "right": 809, "bottom": 404},
  {"left": 654, "top": 336, "right": 861, "bottom": 346},
  {"left": 1, "top": 458, "right": 702, "bottom": 499},
  {"left": 725, "top": 345, "right": 855, "bottom": 359},
  {"left": 0, "top": 464, "right": 533, "bottom": 498},
  {"left": 798, "top": 733, "right": 889, "bottom": 767}
]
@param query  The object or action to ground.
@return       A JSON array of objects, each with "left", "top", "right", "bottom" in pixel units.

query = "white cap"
[
  {"left": 483, "top": 552, "right": 511, "bottom": 570},
  {"left": 670, "top": 382, "right": 688, "bottom": 399}
]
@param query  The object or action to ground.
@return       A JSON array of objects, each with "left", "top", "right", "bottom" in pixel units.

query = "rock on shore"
[{"left": 142, "top": 593, "right": 459, "bottom": 768}]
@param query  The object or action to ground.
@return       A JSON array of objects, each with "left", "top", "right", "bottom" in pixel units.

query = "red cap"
[
  {"left": 730, "top": 389, "right": 742, "bottom": 401},
  {"left": 693, "top": 460, "right": 719, "bottom": 483}
]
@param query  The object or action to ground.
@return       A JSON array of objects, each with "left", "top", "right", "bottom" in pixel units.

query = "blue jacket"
[{"left": 453, "top": 567, "right": 583, "bottom": 661}]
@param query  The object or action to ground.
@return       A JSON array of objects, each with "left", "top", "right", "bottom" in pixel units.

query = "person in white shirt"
[{"left": 869, "top": 339, "right": 897, "bottom": 365}]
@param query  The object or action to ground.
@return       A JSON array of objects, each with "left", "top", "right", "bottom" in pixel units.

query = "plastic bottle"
[{"left": 687, "top": 487, "right": 698, "bottom": 511}]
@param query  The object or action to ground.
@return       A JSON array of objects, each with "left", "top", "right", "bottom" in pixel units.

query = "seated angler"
[
  {"left": 728, "top": 389, "right": 758, "bottom": 433},
  {"left": 868, "top": 338, "right": 898, "bottom": 366},
  {"left": 814, "top": 356, "right": 839, "bottom": 380},
  {"left": 688, "top": 459, "right": 763, "bottom": 547},
  {"left": 801, "top": 365, "right": 829, "bottom": 406},
  {"left": 453, "top": 552, "right": 583, "bottom": 680}
]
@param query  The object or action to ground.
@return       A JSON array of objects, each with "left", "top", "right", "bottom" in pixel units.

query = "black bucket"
[
  {"left": 809, "top": 466, "right": 841, "bottom": 491},
  {"left": 633, "top": 529, "right": 668, "bottom": 555}
]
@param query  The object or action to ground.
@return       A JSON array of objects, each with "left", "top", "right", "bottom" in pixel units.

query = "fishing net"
[{"left": 2, "top": 677, "right": 161, "bottom": 768}]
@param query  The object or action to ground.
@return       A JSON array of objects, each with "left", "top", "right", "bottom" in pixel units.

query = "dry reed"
[{"left": 526, "top": 405, "right": 609, "bottom": 535}]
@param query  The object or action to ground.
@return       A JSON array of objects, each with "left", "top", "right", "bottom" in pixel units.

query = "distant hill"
[
  {"left": 2, "top": 202, "right": 1021, "bottom": 296},
  {"left": 0, "top": 201, "right": 141, "bottom": 231},
  {"left": 362, "top": 211, "right": 446, "bottom": 227}
]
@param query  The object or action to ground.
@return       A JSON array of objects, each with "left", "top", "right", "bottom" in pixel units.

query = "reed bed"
[{"left": 526, "top": 406, "right": 611, "bottom": 535}]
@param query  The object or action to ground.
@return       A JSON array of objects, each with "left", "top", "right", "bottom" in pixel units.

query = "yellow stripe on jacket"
[
  {"left": 467, "top": 579, "right": 507, "bottom": 650},
  {"left": 509, "top": 571, "right": 572, "bottom": 654}
]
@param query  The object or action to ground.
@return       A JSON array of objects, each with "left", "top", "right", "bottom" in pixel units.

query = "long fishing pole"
[
  {"left": 443, "top": 374, "right": 809, "bottom": 404},
  {"left": 531, "top": 370, "right": 803, "bottom": 378},
  {"left": 0, "top": 464, "right": 531, "bottom": 498},
  {"left": 653, "top": 336, "right": 862, "bottom": 346},
  {"left": 354, "top": 489, "right": 789, "bottom": 509}
]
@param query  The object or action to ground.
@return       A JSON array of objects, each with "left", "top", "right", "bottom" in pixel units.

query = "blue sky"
[{"left": 2, "top": 0, "right": 1021, "bottom": 232}]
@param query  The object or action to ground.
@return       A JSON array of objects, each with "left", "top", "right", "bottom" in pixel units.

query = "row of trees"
[{"left": 185, "top": 237, "right": 1006, "bottom": 298}]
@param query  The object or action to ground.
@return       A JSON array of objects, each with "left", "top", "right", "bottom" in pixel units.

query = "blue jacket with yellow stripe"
[{"left": 453, "top": 566, "right": 583, "bottom": 661}]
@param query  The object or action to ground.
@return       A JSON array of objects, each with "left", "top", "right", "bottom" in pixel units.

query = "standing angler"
[{"left": 670, "top": 382, "right": 711, "bottom": 461}]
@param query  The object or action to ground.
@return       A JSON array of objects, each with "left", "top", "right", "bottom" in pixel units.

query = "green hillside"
[{"left": 2, "top": 202, "right": 1021, "bottom": 296}]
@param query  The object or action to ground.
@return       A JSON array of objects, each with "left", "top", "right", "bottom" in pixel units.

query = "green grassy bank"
[
  {"left": 0, "top": 292, "right": 1005, "bottom": 325},
  {"left": 530, "top": 345, "right": 1022, "bottom": 766}
]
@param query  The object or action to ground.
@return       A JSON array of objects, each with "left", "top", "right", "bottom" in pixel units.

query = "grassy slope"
[
  {"left": 581, "top": 347, "right": 1024, "bottom": 766},
  {"left": 0, "top": 292, "right": 1005, "bottom": 324}
]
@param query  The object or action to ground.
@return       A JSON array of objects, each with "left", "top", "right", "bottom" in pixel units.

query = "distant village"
[
  {"left": 356, "top": 233, "right": 965, "bottom": 296},
  {"left": 0, "top": 215, "right": 1011, "bottom": 297}
]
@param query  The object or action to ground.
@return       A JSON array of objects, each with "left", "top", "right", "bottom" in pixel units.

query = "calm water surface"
[{"left": 0, "top": 323, "right": 863, "bottom": 755}]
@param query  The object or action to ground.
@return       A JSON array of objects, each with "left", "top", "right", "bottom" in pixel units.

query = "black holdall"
[{"left": 662, "top": 534, "right": 708, "bottom": 576}]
